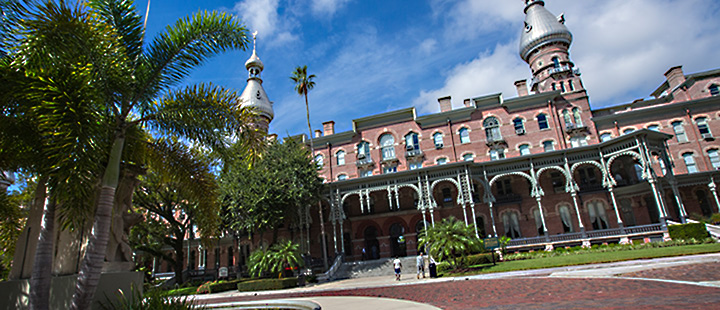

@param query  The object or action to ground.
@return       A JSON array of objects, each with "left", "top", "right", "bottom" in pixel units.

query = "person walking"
[
  {"left": 393, "top": 256, "right": 402, "bottom": 281},
  {"left": 416, "top": 251, "right": 425, "bottom": 279}
]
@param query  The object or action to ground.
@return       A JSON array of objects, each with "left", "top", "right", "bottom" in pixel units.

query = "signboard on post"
[
  {"left": 218, "top": 267, "right": 228, "bottom": 278},
  {"left": 484, "top": 237, "right": 499, "bottom": 250}
]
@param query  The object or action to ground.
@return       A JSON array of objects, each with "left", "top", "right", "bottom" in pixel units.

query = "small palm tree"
[
  {"left": 418, "top": 217, "right": 482, "bottom": 269},
  {"left": 290, "top": 66, "right": 317, "bottom": 155},
  {"left": 248, "top": 240, "right": 303, "bottom": 278}
]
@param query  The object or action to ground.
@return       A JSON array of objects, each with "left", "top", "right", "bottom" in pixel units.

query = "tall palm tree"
[
  {"left": 2, "top": 0, "right": 259, "bottom": 308},
  {"left": 290, "top": 66, "right": 317, "bottom": 156}
]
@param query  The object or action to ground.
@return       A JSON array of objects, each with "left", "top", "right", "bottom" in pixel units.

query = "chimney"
[
  {"left": 664, "top": 66, "right": 686, "bottom": 90},
  {"left": 322, "top": 121, "right": 335, "bottom": 136},
  {"left": 463, "top": 99, "right": 472, "bottom": 107},
  {"left": 438, "top": 96, "right": 452, "bottom": 112},
  {"left": 514, "top": 79, "right": 529, "bottom": 97},
  {"left": 314, "top": 130, "right": 322, "bottom": 138}
]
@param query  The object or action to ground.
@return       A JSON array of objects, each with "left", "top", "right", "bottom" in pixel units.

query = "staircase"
[{"left": 333, "top": 256, "right": 418, "bottom": 279}]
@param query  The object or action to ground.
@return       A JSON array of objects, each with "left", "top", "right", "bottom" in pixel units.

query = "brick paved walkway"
[
  {"left": 621, "top": 262, "right": 720, "bottom": 282},
  {"left": 198, "top": 262, "right": 720, "bottom": 309}
]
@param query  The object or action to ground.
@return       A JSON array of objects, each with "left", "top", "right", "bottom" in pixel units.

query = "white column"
[
  {"left": 489, "top": 201, "right": 497, "bottom": 237},
  {"left": 339, "top": 220, "right": 345, "bottom": 255},
  {"left": 670, "top": 181, "right": 688, "bottom": 222},
  {"left": 571, "top": 191, "right": 585, "bottom": 232},
  {"left": 709, "top": 180, "right": 720, "bottom": 213},
  {"left": 607, "top": 186, "right": 623, "bottom": 228},
  {"left": 332, "top": 221, "right": 338, "bottom": 254},
  {"left": 648, "top": 178, "right": 667, "bottom": 220},
  {"left": 535, "top": 196, "right": 548, "bottom": 236},
  {"left": 470, "top": 203, "right": 479, "bottom": 238}
]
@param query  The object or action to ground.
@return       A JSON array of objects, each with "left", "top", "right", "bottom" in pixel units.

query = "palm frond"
[{"left": 136, "top": 10, "right": 248, "bottom": 103}]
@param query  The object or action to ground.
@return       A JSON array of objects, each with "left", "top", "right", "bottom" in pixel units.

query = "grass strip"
[{"left": 446, "top": 243, "right": 720, "bottom": 277}]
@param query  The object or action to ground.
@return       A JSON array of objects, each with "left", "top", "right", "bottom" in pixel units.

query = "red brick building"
[{"left": 167, "top": 0, "right": 720, "bottom": 276}]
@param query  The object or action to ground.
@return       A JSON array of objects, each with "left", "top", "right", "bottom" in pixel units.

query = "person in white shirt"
[
  {"left": 416, "top": 252, "right": 425, "bottom": 279},
  {"left": 392, "top": 256, "right": 402, "bottom": 281}
]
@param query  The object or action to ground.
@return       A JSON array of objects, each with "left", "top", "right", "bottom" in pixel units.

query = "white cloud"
[
  {"left": 416, "top": 0, "right": 720, "bottom": 111},
  {"left": 232, "top": 0, "right": 299, "bottom": 46},
  {"left": 310, "top": 0, "right": 351, "bottom": 17},
  {"left": 413, "top": 43, "right": 529, "bottom": 114},
  {"left": 419, "top": 39, "right": 437, "bottom": 55}
]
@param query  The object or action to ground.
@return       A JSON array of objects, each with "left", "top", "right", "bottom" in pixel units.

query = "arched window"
[
  {"left": 558, "top": 205, "right": 574, "bottom": 233},
  {"left": 519, "top": 144, "right": 530, "bottom": 156},
  {"left": 436, "top": 157, "right": 447, "bottom": 165},
  {"left": 483, "top": 117, "right": 501, "bottom": 141},
  {"left": 433, "top": 132, "right": 444, "bottom": 149},
  {"left": 513, "top": 118, "right": 525, "bottom": 134},
  {"left": 572, "top": 107, "right": 582, "bottom": 125},
  {"left": 696, "top": 117, "right": 712, "bottom": 137},
  {"left": 442, "top": 188, "right": 452, "bottom": 204},
  {"left": 543, "top": 140, "right": 554, "bottom": 152},
  {"left": 552, "top": 56, "right": 560, "bottom": 68},
  {"left": 623, "top": 128, "right": 635, "bottom": 135},
  {"left": 533, "top": 208, "right": 545, "bottom": 236},
  {"left": 405, "top": 132, "right": 419, "bottom": 151},
  {"left": 710, "top": 84, "right": 719, "bottom": 96},
  {"left": 587, "top": 201, "right": 609, "bottom": 230},
  {"left": 562, "top": 110, "right": 572, "bottom": 125},
  {"left": 336, "top": 150, "right": 345, "bottom": 165},
  {"left": 458, "top": 127, "right": 470, "bottom": 144},
  {"left": 683, "top": 152, "right": 697, "bottom": 173},
  {"left": 314, "top": 154, "right": 324, "bottom": 168},
  {"left": 357, "top": 141, "right": 370, "bottom": 159},
  {"left": 647, "top": 125, "right": 659, "bottom": 131},
  {"left": 502, "top": 212, "right": 522, "bottom": 238},
  {"left": 600, "top": 133, "right": 612, "bottom": 142},
  {"left": 379, "top": 134, "right": 395, "bottom": 160},
  {"left": 671, "top": 121, "right": 688, "bottom": 142},
  {"left": 537, "top": 113, "right": 549, "bottom": 130},
  {"left": 708, "top": 149, "right": 720, "bottom": 170},
  {"left": 462, "top": 153, "right": 474, "bottom": 161},
  {"left": 337, "top": 174, "right": 347, "bottom": 181}
]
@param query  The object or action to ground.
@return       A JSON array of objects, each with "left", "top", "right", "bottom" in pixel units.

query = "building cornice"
[
  {"left": 592, "top": 95, "right": 720, "bottom": 125},
  {"left": 352, "top": 107, "right": 416, "bottom": 132},
  {"left": 651, "top": 67, "right": 720, "bottom": 98}
]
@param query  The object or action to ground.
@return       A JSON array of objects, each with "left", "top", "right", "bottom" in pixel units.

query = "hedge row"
[
  {"left": 209, "top": 279, "right": 245, "bottom": 293},
  {"left": 237, "top": 277, "right": 298, "bottom": 292},
  {"left": 669, "top": 222, "right": 709, "bottom": 240},
  {"left": 436, "top": 252, "right": 497, "bottom": 273}
]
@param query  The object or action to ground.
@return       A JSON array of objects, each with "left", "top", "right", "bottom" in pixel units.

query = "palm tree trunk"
[
  {"left": 29, "top": 193, "right": 54, "bottom": 310},
  {"left": 304, "top": 94, "right": 314, "bottom": 155},
  {"left": 71, "top": 135, "right": 125, "bottom": 310}
]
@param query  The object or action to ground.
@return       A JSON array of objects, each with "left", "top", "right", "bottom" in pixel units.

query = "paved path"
[{"left": 194, "top": 253, "right": 720, "bottom": 309}]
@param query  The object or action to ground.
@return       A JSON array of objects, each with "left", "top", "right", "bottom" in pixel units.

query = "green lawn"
[{"left": 445, "top": 243, "right": 720, "bottom": 277}]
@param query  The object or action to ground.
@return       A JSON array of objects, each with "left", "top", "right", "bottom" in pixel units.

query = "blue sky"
[{"left": 138, "top": 0, "right": 720, "bottom": 138}]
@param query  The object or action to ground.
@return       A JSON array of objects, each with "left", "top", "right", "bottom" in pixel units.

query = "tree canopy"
[{"left": 219, "top": 137, "right": 324, "bottom": 242}]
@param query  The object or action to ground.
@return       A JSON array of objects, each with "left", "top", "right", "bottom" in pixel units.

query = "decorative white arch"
[
  {"left": 489, "top": 171, "right": 535, "bottom": 188},
  {"left": 606, "top": 151, "right": 646, "bottom": 183}
]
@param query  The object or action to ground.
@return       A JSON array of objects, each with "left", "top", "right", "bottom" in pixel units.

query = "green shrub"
[
  {"left": 436, "top": 262, "right": 451, "bottom": 274},
  {"left": 710, "top": 213, "right": 720, "bottom": 225},
  {"left": 208, "top": 279, "right": 243, "bottom": 293},
  {"left": 237, "top": 277, "right": 298, "bottom": 292},
  {"left": 669, "top": 223, "right": 709, "bottom": 240}
]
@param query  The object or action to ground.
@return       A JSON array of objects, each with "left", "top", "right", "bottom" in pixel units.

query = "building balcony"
[
  {"left": 578, "top": 183, "right": 604, "bottom": 194},
  {"left": 405, "top": 148, "right": 423, "bottom": 158},
  {"left": 495, "top": 193, "right": 522, "bottom": 205},
  {"left": 380, "top": 156, "right": 399, "bottom": 165},
  {"left": 356, "top": 155, "right": 374, "bottom": 168},
  {"left": 548, "top": 65, "right": 581, "bottom": 76},
  {"left": 486, "top": 135, "right": 506, "bottom": 147},
  {"left": 564, "top": 122, "right": 588, "bottom": 134}
]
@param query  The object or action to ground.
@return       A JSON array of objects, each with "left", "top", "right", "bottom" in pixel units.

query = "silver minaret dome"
[
  {"left": 519, "top": 0, "right": 573, "bottom": 62},
  {"left": 238, "top": 32, "right": 274, "bottom": 121}
]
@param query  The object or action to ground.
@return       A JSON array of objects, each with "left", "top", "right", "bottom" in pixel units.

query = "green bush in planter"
[
  {"left": 237, "top": 277, "right": 298, "bottom": 292},
  {"left": 208, "top": 279, "right": 244, "bottom": 293},
  {"left": 669, "top": 223, "right": 709, "bottom": 241}
]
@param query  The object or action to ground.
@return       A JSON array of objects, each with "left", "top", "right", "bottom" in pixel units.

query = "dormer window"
[{"left": 710, "top": 84, "right": 719, "bottom": 96}]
